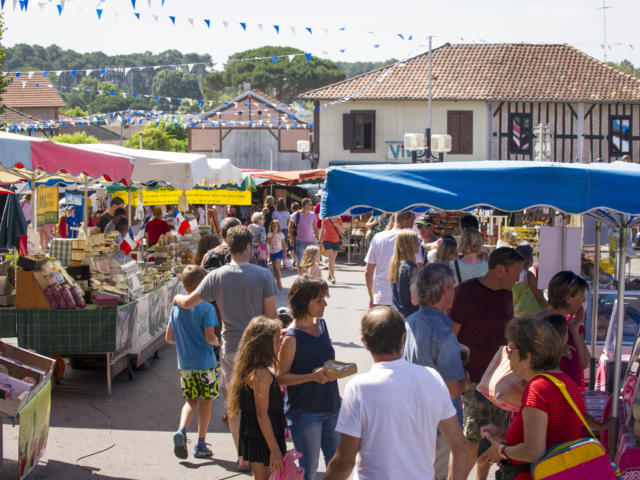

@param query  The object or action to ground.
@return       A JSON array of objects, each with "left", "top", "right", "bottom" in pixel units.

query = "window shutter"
[
  {"left": 343, "top": 113, "right": 354, "bottom": 150},
  {"left": 447, "top": 112, "right": 461, "bottom": 153},
  {"left": 460, "top": 111, "right": 473, "bottom": 154}
]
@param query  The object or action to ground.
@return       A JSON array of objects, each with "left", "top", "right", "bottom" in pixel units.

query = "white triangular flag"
[
  {"left": 188, "top": 18, "right": 194, "bottom": 26},
  {"left": 288, "top": 55, "right": 295, "bottom": 62},
  {"left": 12, "top": 0, "right": 17, "bottom": 10},
  {"left": 257, "top": 23, "right": 263, "bottom": 31},
  {"left": 323, "top": 28, "right": 329, "bottom": 35},
  {"left": 121, "top": 92, "right": 127, "bottom": 98},
  {"left": 187, "top": 63, "right": 194, "bottom": 71},
  {"left": 146, "top": 0, "right": 150, "bottom": 6},
  {"left": 113, "top": 10, "right": 119, "bottom": 19},
  {"left": 28, "top": 71, "right": 34, "bottom": 79},
  {"left": 290, "top": 26, "right": 296, "bottom": 35},
  {"left": 86, "top": 69, "right": 92, "bottom": 75},
  {"left": 222, "top": 21, "right": 228, "bottom": 30},
  {"left": 21, "top": 81, "right": 26, "bottom": 88},
  {"left": 124, "top": 68, "right": 132, "bottom": 75},
  {"left": 152, "top": 14, "right": 158, "bottom": 22},
  {"left": 98, "top": 90, "right": 103, "bottom": 94},
  {"left": 38, "top": 2, "right": 46, "bottom": 11},
  {"left": 56, "top": 70, "right": 62, "bottom": 76}
]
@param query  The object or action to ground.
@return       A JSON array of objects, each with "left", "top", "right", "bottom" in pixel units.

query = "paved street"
[{"left": 1, "top": 262, "right": 373, "bottom": 480}]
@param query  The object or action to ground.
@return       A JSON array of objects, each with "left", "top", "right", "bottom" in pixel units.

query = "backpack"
[
  {"left": 530, "top": 374, "right": 621, "bottom": 480},
  {"left": 203, "top": 248, "right": 230, "bottom": 271},
  {"left": 291, "top": 211, "right": 301, "bottom": 239}
]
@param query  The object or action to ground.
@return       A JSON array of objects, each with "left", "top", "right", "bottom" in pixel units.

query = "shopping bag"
[
  {"left": 257, "top": 243, "right": 270, "bottom": 262},
  {"left": 477, "top": 346, "right": 524, "bottom": 412},
  {"left": 268, "top": 449, "right": 305, "bottom": 480}
]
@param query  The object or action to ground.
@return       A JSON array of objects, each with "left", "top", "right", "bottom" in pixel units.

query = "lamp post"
[
  {"left": 404, "top": 133, "right": 452, "bottom": 162},
  {"left": 297, "top": 140, "right": 317, "bottom": 168}
]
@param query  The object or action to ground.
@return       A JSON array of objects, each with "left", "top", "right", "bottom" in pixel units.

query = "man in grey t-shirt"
[{"left": 173, "top": 225, "right": 277, "bottom": 470}]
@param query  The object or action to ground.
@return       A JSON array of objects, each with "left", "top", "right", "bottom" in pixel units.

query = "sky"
[{"left": 1, "top": 0, "right": 638, "bottom": 69}]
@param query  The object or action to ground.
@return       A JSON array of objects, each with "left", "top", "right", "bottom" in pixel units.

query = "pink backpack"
[{"left": 268, "top": 449, "right": 305, "bottom": 480}]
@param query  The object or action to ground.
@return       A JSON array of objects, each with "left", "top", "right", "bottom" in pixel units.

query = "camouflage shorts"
[
  {"left": 461, "top": 383, "right": 509, "bottom": 443},
  {"left": 179, "top": 366, "right": 220, "bottom": 401}
]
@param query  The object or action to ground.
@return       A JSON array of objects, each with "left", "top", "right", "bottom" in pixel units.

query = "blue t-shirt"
[
  {"left": 169, "top": 302, "right": 218, "bottom": 371},
  {"left": 284, "top": 318, "right": 341, "bottom": 413},
  {"left": 66, "top": 216, "right": 78, "bottom": 239}
]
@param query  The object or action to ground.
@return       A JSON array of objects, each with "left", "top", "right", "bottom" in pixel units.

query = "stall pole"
[
  {"left": 590, "top": 220, "right": 601, "bottom": 390},
  {"left": 82, "top": 177, "right": 89, "bottom": 238},
  {"left": 30, "top": 176, "right": 36, "bottom": 233},
  {"left": 609, "top": 225, "right": 627, "bottom": 460},
  {"left": 127, "top": 186, "right": 132, "bottom": 224},
  {"left": 561, "top": 213, "right": 567, "bottom": 270}
]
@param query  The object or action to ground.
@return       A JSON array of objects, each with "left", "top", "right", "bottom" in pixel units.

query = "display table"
[{"left": 0, "top": 278, "right": 183, "bottom": 395}]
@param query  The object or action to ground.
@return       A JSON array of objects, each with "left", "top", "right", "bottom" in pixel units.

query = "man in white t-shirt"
[
  {"left": 325, "top": 306, "right": 470, "bottom": 480},
  {"left": 364, "top": 212, "right": 423, "bottom": 308}
]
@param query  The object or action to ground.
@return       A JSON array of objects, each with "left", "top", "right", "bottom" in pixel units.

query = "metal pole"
[
  {"left": 127, "top": 185, "right": 133, "bottom": 224},
  {"left": 120, "top": 120, "right": 123, "bottom": 147},
  {"left": 426, "top": 35, "right": 433, "bottom": 159},
  {"left": 82, "top": 177, "right": 89, "bottom": 238},
  {"left": 609, "top": 225, "right": 627, "bottom": 460},
  {"left": 561, "top": 214, "right": 567, "bottom": 270},
  {"left": 590, "top": 221, "right": 601, "bottom": 389}
]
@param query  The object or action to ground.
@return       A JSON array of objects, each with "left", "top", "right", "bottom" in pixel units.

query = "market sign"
[
  {"left": 111, "top": 191, "right": 139, "bottom": 207},
  {"left": 113, "top": 187, "right": 251, "bottom": 206},
  {"left": 386, "top": 140, "right": 424, "bottom": 161},
  {"left": 36, "top": 185, "right": 58, "bottom": 226}
]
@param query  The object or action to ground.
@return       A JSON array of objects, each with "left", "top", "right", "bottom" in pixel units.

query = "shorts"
[
  {"left": 434, "top": 435, "right": 451, "bottom": 480},
  {"left": 179, "top": 367, "right": 220, "bottom": 400},
  {"left": 461, "top": 383, "right": 509, "bottom": 443},
  {"left": 322, "top": 241, "right": 341, "bottom": 251},
  {"left": 219, "top": 348, "right": 237, "bottom": 392},
  {"left": 270, "top": 250, "right": 284, "bottom": 261}
]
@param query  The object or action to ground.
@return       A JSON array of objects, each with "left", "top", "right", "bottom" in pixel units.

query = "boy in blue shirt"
[{"left": 165, "top": 265, "right": 220, "bottom": 459}]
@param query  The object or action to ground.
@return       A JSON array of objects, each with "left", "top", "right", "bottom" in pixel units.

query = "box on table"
[
  {"left": 16, "top": 271, "right": 51, "bottom": 309},
  {"left": 0, "top": 342, "right": 55, "bottom": 417},
  {"left": 87, "top": 234, "right": 105, "bottom": 248},
  {"left": 71, "top": 239, "right": 86, "bottom": 249}
]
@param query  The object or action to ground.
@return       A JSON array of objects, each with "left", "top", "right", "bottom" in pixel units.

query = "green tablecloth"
[
  {"left": 14, "top": 305, "right": 117, "bottom": 354},
  {"left": 0, "top": 307, "right": 19, "bottom": 337}
]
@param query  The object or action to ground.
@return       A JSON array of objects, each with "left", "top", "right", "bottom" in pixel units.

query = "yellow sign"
[
  {"left": 19, "top": 381, "right": 52, "bottom": 479},
  {"left": 111, "top": 190, "right": 139, "bottom": 207},
  {"left": 36, "top": 185, "right": 58, "bottom": 226},
  {"left": 140, "top": 187, "right": 251, "bottom": 206}
]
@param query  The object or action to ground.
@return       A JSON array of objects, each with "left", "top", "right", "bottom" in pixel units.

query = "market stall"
[{"left": 320, "top": 160, "right": 640, "bottom": 465}]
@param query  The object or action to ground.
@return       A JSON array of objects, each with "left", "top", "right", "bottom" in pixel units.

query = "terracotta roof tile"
[
  {"left": 1, "top": 73, "right": 66, "bottom": 108},
  {"left": 301, "top": 44, "right": 640, "bottom": 103}
]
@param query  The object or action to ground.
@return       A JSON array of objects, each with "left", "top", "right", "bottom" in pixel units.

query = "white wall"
[{"left": 318, "top": 100, "right": 488, "bottom": 167}]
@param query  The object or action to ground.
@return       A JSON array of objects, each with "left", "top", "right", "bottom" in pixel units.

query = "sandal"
[{"left": 236, "top": 460, "right": 250, "bottom": 472}]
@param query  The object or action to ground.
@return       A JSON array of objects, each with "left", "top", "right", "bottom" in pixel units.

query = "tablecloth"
[{"left": 49, "top": 239, "right": 74, "bottom": 267}]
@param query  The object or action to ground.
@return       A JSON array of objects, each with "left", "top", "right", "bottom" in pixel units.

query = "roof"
[
  {"left": 1, "top": 73, "right": 66, "bottom": 108},
  {"left": 301, "top": 43, "right": 640, "bottom": 103},
  {"left": 0, "top": 105, "right": 51, "bottom": 125}
]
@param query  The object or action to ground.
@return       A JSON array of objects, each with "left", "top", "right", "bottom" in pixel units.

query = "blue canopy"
[{"left": 320, "top": 161, "right": 640, "bottom": 228}]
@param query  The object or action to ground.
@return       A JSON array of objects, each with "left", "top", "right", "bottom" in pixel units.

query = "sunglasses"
[{"left": 417, "top": 223, "right": 433, "bottom": 228}]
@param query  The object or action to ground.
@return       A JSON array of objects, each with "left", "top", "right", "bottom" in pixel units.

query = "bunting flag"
[
  {"left": 240, "top": 22, "right": 246, "bottom": 31},
  {"left": 120, "top": 233, "right": 136, "bottom": 255},
  {"left": 1, "top": 0, "right": 5, "bottom": 9},
  {"left": 134, "top": 12, "right": 140, "bottom": 20},
  {"left": 96, "top": 8, "right": 102, "bottom": 19},
  {"left": 130, "top": 0, "right": 135, "bottom": 9},
  {"left": 175, "top": 212, "right": 189, "bottom": 235},
  {"left": 204, "top": 18, "right": 210, "bottom": 28},
  {"left": 56, "top": 3, "right": 61, "bottom": 14},
  {"left": 273, "top": 24, "right": 279, "bottom": 34},
  {"left": 169, "top": 15, "right": 175, "bottom": 24}
]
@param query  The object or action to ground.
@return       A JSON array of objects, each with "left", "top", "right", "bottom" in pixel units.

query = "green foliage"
[
  {"left": 335, "top": 59, "right": 398, "bottom": 78},
  {"left": 130, "top": 122, "right": 187, "bottom": 152},
  {"left": 608, "top": 60, "right": 640, "bottom": 76},
  {"left": 0, "top": 15, "right": 9, "bottom": 114},
  {"left": 50, "top": 131, "right": 99, "bottom": 144},
  {"left": 59, "top": 106, "right": 89, "bottom": 117},
  {"left": 152, "top": 69, "right": 202, "bottom": 110},
  {"left": 221, "top": 46, "right": 345, "bottom": 103}
]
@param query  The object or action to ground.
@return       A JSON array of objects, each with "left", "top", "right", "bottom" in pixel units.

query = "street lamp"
[{"left": 404, "top": 133, "right": 452, "bottom": 162}]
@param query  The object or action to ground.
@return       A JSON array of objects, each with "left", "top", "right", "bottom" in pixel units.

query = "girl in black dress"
[{"left": 228, "top": 316, "right": 287, "bottom": 479}]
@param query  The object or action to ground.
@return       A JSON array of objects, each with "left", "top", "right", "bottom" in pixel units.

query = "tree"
[
  {"left": 202, "top": 71, "right": 227, "bottom": 102},
  {"left": 60, "top": 106, "right": 89, "bottom": 117},
  {"left": 608, "top": 60, "right": 640, "bottom": 76},
  {"left": 335, "top": 59, "right": 398, "bottom": 78},
  {"left": 0, "top": 15, "right": 9, "bottom": 114},
  {"left": 50, "top": 132, "right": 99, "bottom": 144},
  {"left": 132, "top": 123, "right": 187, "bottom": 152},
  {"left": 152, "top": 69, "right": 202, "bottom": 111},
  {"left": 222, "top": 46, "right": 345, "bottom": 103}
]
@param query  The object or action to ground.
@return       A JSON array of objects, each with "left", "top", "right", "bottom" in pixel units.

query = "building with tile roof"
[
  {"left": 0, "top": 72, "right": 65, "bottom": 125},
  {"left": 301, "top": 43, "right": 640, "bottom": 165},
  {"left": 189, "top": 88, "right": 312, "bottom": 169}
]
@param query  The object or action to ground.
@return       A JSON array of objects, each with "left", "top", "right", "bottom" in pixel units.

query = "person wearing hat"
[{"left": 415, "top": 214, "right": 439, "bottom": 263}]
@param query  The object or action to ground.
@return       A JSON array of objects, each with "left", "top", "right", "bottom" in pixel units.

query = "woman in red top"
[
  {"left": 145, "top": 207, "right": 171, "bottom": 246},
  {"left": 480, "top": 316, "right": 586, "bottom": 480},
  {"left": 318, "top": 216, "right": 343, "bottom": 284}
]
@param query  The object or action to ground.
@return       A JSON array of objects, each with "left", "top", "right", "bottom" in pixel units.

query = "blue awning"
[{"left": 321, "top": 161, "right": 640, "bottom": 227}]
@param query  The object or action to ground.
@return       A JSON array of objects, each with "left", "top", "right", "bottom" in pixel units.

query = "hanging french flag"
[
  {"left": 134, "top": 223, "right": 145, "bottom": 245},
  {"left": 175, "top": 212, "right": 190, "bottom": 235},
  {"left": 120, "top": 233, "right": 137, "bottom": 255}
]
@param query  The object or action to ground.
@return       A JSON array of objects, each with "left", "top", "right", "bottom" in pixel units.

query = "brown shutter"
[
  {"left": 343, "top": 113, "right": 354, "bottom": 150},
  {"left": 447, "top": 111, "right": 473, "bottom": 154},
  {"left": 447, "top": 111, "right": 460, "bottom": 153}
]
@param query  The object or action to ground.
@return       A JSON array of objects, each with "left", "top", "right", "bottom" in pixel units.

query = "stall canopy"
[
  {"left": 79, "top": 144, "right": 243, "bottom": 190},
  {"left": 0, "top": 132, "right": 133, "bottom": 184},
  {"left": 244, "top": 169, "right": 325, "bottom": 186},
  {"left": 321, "top": 161, "right": 640, "bottom": 224}
]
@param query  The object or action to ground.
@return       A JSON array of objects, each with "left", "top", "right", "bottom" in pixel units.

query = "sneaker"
[
  {"left": 194, "top": 442, "right": 213, "bottom": 458},
  {"left": 173, "top": 431, "right": 188, "bottom": 459}
]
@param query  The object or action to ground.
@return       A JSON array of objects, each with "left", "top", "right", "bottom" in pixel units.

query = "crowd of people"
[{"left": 163, "top": 200, "right": 601, "bottom": 480}]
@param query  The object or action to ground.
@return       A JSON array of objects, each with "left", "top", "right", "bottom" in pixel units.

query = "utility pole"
[{"left": 599, "top": 0, "right": 612, "bottom": 62}]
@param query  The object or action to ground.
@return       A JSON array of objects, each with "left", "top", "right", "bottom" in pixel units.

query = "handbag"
[
  {"left": 477, "top": 346, "right": 525, "bottom": 412},
  {"left": 257, "top": 242, "right": 270, "bottom": 262},
  {"left": 291, "top": 212, "right": 300, "bottom": 240},
  {"left": 268, "top": 449, "right": 305, "bottom": 480},
  {"left": 530, "top": 374, "right": 621, "bottom": 480}
]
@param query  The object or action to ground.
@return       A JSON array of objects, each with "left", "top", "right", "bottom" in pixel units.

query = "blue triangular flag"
[
  {"left": 71, "top": 70, "right": 77, "bottom": 78},
  {"left": 154, "top": 96, "right": 160, "bottom": 100},
  {"left": 131, "top": 0, "right": 135, "bottom": 8},
  {"left": 273, "top": 25, "right": 279, "bottom": 34},
  {"left": 272, "top": 56, "right": 277, "bottom": 64},
  {"left": 110, "top": 91, "right": 115, "bottom": 96},
  {"left": 177, "top": 98, "right": 182, "bottom": 103},
  {"left": 161, "top": 0, "right": 165, "bottom": 5},
  {"left": 96, "top": 8, "right": 103, "bottom": 19},
  {"left": 240, "top": 22, "right": 246, "bottom": 31},
  {"left": 19, "top": 0, "right": 26, "bottom": 11},
  {"left": 305, "top": 27, "right": 312, "bottom": 34},
  {"left": 1, "top": 0, "right": 5, "bottom": 10},
  {"left": 198, "top": 100, "right": 203, "bottom": 106},
  {"left": 397, "top": 33, "right": 404, "bottom": 40},
  {"left": 305, "top": 53, "right": 311, "bottom": 62},
  {"left": 224, "top": 102, "right": 229, "bottom": 107},
  {"left": 99, "top": 69, "right": 106, "bottom": 76},
  {"left": 35, "top": 83, "right": 39, "bottom": 87},
  {"left": 43, "top": 71, "right": 48, "bottom": 78},
  {"left": 339, "top": 49, "right": 346, "bottom": 53},
  {"left": 408, "top": 35, "right": 413, "bottom": 41},
  {"left": 204, "top": 18, "right": 210, "bottom": 28},
  {"left": 132, "top": 93, "right": 138, "bottom": 98},
  {"left": 134, "top": 12, "right": 140, "bottom": 20},
  {"left": 169, "top": 15, "right": 175, "bottom": 24},
  {"left": 56, "top": 4, "right": 62, "bottom": 15},
  {"left": 15, "top": 72, "right": 20, "bottom": 78},
  {"left": 373, "top": 44, "right": 380, "bottom": 48}
]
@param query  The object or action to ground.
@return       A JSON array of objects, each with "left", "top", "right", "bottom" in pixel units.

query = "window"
[
  {"left": 447, "top": 111, "right": 473, "bottom": 154},
  {"left": 343, "top": 110, "right": 375, "bottom": 153},
  {"left": 610, "top": 116, "right": 632, "bottom": 156},
  {"left": 508, "top": 113, "right": 533, "bottom": 155}
]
